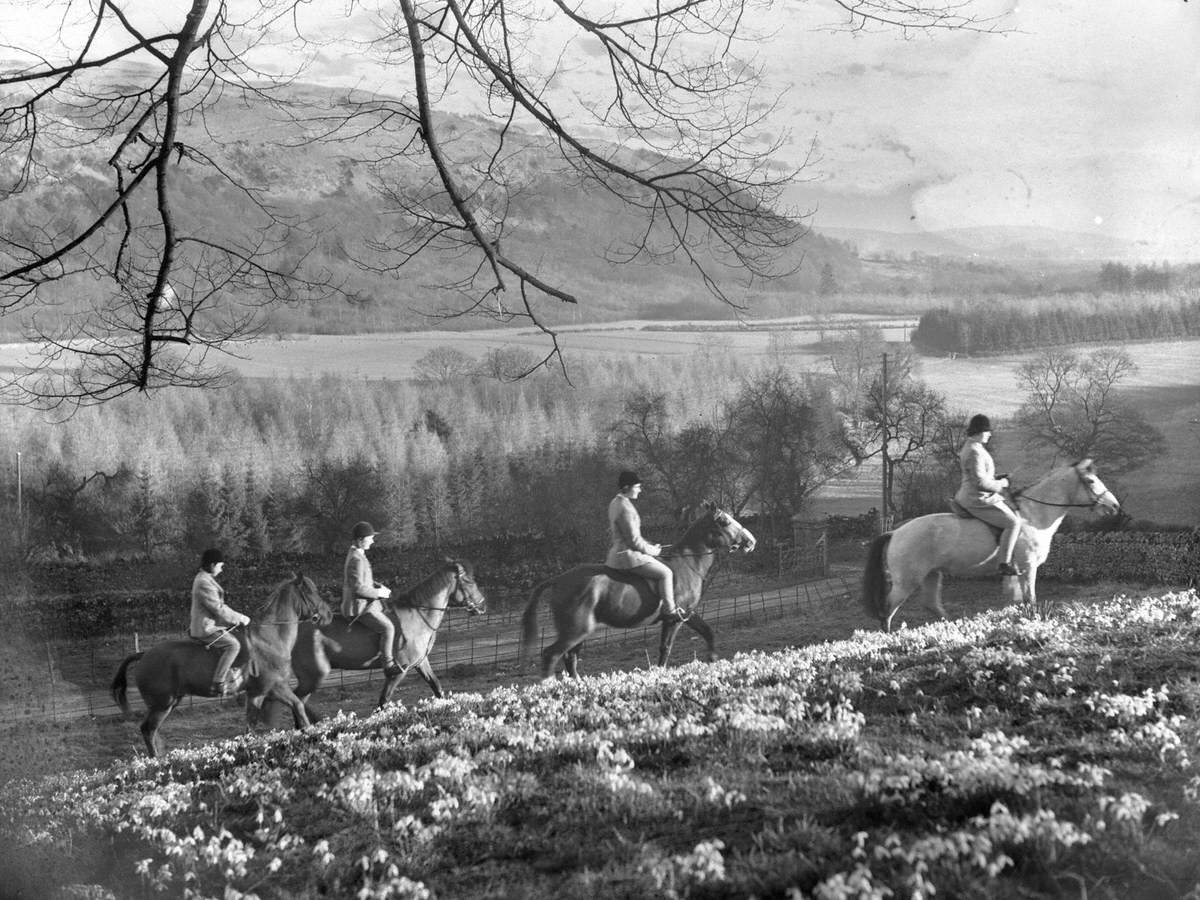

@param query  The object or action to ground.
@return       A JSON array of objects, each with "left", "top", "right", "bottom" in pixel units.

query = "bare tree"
[
  {"left": 0, "top": 0, "right": 332, "bottom": 408},
  {"left": 1014, "top": 347, "right": 1167, "bottom": 474},
  {"left": 1, "top": 1, "right": 999, "bottom": 404}
]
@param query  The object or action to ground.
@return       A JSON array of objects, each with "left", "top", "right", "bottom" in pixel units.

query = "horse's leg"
[
  {"left": 377, "top": 670, "right": 407, "bottom": 709},
  {"left": 564, "top": 643, "right": 583, "bottom": 678},
  {"left": 265, "top": 680, "right": 312, "bottom": 730},
  {"left": 414, "top": 658, "right": 444, "bottom": 698},
  {"left": 921, "top": 571, "right": 946, "bottom": 619},
  {"left": 140, "top": 699, "right": 178, "bottom": 758},
  {"left": 1024, "top": 566, "right": 1042, "bottom": 618},
  {"left": 656, "top": 621, "right": 684, "bottom": 666},
  {"left": 678, "top": 614, "right": 715, "bottom": 663}
]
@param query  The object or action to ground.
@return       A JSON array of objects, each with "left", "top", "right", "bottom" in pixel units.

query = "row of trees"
[
  {"left": 1, "top": 327, "right": 1166, "bottom": 564},
  {"left": 912, "top": 296, "right": 1200, "bottom": 355}
]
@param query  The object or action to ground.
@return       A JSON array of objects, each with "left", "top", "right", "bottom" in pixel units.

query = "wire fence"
[{"left": 0, "top": 573, "right": 858, "bottom": 725}]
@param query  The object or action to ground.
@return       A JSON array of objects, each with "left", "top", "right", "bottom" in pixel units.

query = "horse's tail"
[
  {"left": 860, "top": 533, "right": 893, "bottom": 623},
  {"left": 110, "top": 652, "right": 145, "bottom": 715},
  {"left": 520, "top": 578, "right": 555, "bottom": 669}
]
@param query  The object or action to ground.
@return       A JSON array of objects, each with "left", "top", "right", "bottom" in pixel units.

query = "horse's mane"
[
  {"left": 394, "top": 562, "right": 461, "bottom": 608},
  {"left": 250, "top": 574, "right": 321, "bottom": 617},
  {"left": 676, "top": 503, "right": 722, "bottom": 548}
]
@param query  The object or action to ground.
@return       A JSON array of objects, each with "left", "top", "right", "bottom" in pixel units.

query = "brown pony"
[
  {"left": 289, "top": 559, "right": 486, "bottom": 718},
  {"left": 520, "top": 501, "right": 756, "bottom": 679},
  {"left": 111, "top": 572, "right": 331, "bottom": 756}
]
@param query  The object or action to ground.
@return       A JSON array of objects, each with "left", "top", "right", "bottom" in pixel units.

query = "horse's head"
[
  {"left": 689, "top": 500, "right": 757, "bottom": 553},
  {"left": 289, "top": 571, "right": 333, "bottom": 625},
  {"left": 446, "top": 559, "right": 487, "bottom": 615},
  {"left": 1072, "top": 459, "right": 1121, "bottom": 515}
]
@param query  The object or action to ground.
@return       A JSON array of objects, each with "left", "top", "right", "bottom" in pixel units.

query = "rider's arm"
[
  {"left": 347, "top": 554, "right": 386, "bottom": 600},
  {"left": 196, "top": 579, "right": 247, "bottom": 627},
  {"left": 967, "top": 444, "right": 1007, "bottom": 494},
  {"left": 614, "top": 499, "right": 660, "bottom": 555}
]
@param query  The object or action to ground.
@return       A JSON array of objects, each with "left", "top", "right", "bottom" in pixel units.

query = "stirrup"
[
  {"left": 383, "top": 661, "right": 403, "bottom": 678},
  {"left": 658, "top": 607, "right": 687, "bottom": 624}
]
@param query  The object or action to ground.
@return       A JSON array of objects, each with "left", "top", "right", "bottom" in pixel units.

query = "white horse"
[{"left": 861, "top": 459, "right": 1120, "bottom": 630}]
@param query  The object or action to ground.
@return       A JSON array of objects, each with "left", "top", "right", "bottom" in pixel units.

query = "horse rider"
[
  {"left": 189, "top": 548, "right": 251, "bottom": 697},
  {"left": 955, "top": 414, "right": 1021, "bottom": 577},
  {"left": 606, "top": 470, "right": 683, "bottom": 623},
  {"left": 343, "top": 521, "right": 403, "bottom": 677}
]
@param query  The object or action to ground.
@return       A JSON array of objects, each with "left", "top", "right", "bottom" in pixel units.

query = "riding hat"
[
  {"left": 966, "top": 414, "right": 993, "bottom": 436},
  {"left": 617, "top": 470, "right": 642, "bottom": 489},
  {"left": 352, "top": 521, "right": 380, "bottom": 540},
  {"left": 200, "top": 548, "right": 225, "bottom": 569}
]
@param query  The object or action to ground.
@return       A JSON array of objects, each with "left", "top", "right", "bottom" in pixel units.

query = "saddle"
[{"left": 946, "top": 498, "right": 1004, "bottom": 537}]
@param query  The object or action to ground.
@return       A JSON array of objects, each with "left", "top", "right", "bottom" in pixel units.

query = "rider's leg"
[
  {"left": 209, "top": 632, "right": 240, "bottom": 695},
  {"left": 632, "top": 559, "right": 679, "bottom": 620},
  {"left": 996, "top": 505, "right": 1022, "bottom": 575},
  {"left": 359, "top": 604, "right": 401, "bottom": 676}
]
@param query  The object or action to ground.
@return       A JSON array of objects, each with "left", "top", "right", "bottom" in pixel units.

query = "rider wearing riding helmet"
[
  {"left": 342, "top": 521, "right": 402, "bottom": 677},
  {"left": 606, "top": 470, "right": 683, "bottom": 623},
  {"left": 955, "top": 414, "right": 1021, "bottom": 577},
  {"left": 189, "top": 548, "right": 251, "bottom": 697}
]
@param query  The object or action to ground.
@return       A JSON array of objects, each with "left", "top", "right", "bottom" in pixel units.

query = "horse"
[
  {"left": 111, "top": 572, "right": 332, "bottom": 757},
  {"left": 289, "top": 559, "right": 486, "bottom": 718},
  {"left": 520, "top": 500, "right": 757, "bottom": 679},
  {"left": 861, "top": 459, "right": 1120, "bottom": 631}
]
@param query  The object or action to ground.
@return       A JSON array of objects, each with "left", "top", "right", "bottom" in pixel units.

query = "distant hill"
[
  {"left": 0, "top": 67, "right": 867, "bottom": 335},
  {"left": 820, "top": 224, "right": 1146, "bottom": 264}
]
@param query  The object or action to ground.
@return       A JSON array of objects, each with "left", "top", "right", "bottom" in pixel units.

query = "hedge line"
[{"left": 1040, "top": 531, "right": 1200, "bottom": 586}]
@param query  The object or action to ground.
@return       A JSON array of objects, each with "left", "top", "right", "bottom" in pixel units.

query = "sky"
[{"left": 3, "top": 0, "right": 1198, "bottom": 259}]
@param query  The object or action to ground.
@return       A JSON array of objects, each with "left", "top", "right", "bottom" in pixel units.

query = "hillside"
[
  {"left": 0, "top": 66, "right": 866, "bottom": 336},
  {"left": 3, "top": 589, "right": 1197, "bottom": 899},
  {"left": 0, "top": 66, "right": 1118, "bottom": 340}
]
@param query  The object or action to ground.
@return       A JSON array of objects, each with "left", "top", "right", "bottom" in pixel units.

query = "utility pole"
[{"left": 879, "top": 352, "right": 888, "bottom": 534}]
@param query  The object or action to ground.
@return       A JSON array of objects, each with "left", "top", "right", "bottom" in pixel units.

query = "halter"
[{"left": 1013, "top": 465, "right": 1109, "bottom": 510}]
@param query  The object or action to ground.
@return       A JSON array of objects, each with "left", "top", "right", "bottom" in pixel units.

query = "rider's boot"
[
  {"left": 381, "top": 636, "right": 402, "bottom": 678},
  {"left": 998, "top": 562, "right": 1019, "bottom": 577}
]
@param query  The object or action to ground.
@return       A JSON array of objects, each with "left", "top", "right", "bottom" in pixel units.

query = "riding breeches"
[
  {"left": 630, "top": 558, "right": 674, "bottom": 608},
  {"left": 205, "top": 631, "right": 240, "bottom": 683},
  {"left": 358, "top": 603, "right": 397, "bottom": 663},
  {"left": 964, "top": 498, "right": 1021, "bottom": 562}
]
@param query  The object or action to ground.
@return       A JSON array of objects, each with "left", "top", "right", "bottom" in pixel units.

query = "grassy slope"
[{"left": 2, "top": 588, "right": 1198, "bottom": 899}]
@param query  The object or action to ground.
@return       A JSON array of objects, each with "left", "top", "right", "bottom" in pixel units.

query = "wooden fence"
[{"left": 0, "top": 574, "right": 858, "bottom": 725}]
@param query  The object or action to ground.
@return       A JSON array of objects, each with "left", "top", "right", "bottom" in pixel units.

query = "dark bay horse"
[
  {"left": 861, "top": 459, "right": 1120, "bottom": 631},
  {"left": 290, "top": 559, "right": 486, "bottom": 718},
  {"left": 521, "top": 501, "right": 756, "bottom": 679},
  {"left": 111, "top": 572, "right": 331, "bottom": 756}
]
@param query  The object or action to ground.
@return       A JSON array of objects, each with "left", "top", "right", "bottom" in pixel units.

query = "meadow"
[{"left": 2, "top": 587, "right": 1197, "bottom": 899}]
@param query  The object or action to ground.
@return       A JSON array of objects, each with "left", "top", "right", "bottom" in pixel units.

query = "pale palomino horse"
[
  {"left": 861, "top": 459, "right": 1120, "bottom": 631},
  {"left": 288, "top": 559, "right": 486, "bottom": 720},
  {"left": 521, "top": 501, "right": 756, "bottom": 679}
]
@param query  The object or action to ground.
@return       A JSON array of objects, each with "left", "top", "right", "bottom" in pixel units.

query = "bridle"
[
  {"left": 1013, "top": 466, "right": 1111, "bottom": 510},
  {"left": 660, "top": 510, "right": 752, "bottom": 560},
  {"left": 388, "top": 564, "right": 484, "bottom": 615}
]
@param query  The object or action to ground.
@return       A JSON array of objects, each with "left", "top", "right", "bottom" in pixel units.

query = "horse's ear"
[
  {"left": 701, "top": 499, "right": 716, "bottom": 513},
  {"left": 1078, "top": 458, "right": 1095, "bottom": 473},
  {"left": 293, "top": 571, "right": 305, "bottom": 585}
]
